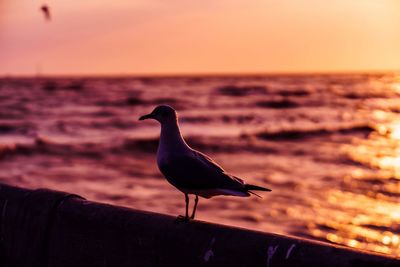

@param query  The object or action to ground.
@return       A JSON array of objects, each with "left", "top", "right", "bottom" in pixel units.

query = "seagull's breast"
[
  {"left": 156, "top": 149, "right": 169, "bottom": 168},
  {"left": 156, "top": 151, "right": 187, "bottom": 190},
  {"left": 156, "top": 149, "right": 190, "bottom": 169}
]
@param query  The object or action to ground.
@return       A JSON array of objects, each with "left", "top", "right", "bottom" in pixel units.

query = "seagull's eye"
[{"left": 153, "top": 109, "right": 161, "bottom": 116}]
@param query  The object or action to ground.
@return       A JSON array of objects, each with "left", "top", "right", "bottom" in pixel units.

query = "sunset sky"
[{"left": 1, "top": 0, "right": 399, "bottom": 76}]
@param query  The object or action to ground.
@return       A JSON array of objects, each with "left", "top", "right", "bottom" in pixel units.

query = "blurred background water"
[{"left": 1, "top": 73, "right": 400, "bottom": 255}]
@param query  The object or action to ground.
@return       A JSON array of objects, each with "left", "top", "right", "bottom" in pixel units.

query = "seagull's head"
[{"left": 139, "top": 105, "right": 177, "bottom": 124}]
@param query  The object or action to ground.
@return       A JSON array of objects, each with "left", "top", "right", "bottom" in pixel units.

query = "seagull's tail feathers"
[
  {"left": 243, "top": 184, "right": 271, "bottom": 198},
  {"left": 245, "top": 184, "right": 272, "bottom": 192}
]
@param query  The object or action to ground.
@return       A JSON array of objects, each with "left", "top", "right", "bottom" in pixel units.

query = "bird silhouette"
[
  {"left": 40, "top": 4, "right": 51, "bottom": 21},
  {"left": 139, "top": 105, "right": 271, "bottom": 221}
]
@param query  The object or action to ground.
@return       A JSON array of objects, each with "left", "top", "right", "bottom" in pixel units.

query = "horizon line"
[{"left": 1, "top": 69, "right": 399, "bottom": 79}]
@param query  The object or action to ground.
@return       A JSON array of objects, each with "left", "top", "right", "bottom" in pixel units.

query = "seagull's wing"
[
  {"left": 158, "top": 151, "right": 245, "bottom": 191},
  {"left": 193, "top": 150, "right": 246, "bottom": 184},
  {"left": 193, "top": 150, "right": 225, "bottom": 172}
]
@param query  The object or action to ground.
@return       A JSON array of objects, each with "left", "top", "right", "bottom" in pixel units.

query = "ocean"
[{"left": 1, "top": 73, "right": 400, "bottom": 256}]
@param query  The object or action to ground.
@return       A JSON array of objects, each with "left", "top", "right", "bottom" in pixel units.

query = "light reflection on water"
[{"left": 317, "top": 96, "right": 400, "bottom": 255}]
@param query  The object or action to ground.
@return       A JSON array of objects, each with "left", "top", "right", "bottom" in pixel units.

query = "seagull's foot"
[{"left": 175, "top": 215, "right": 190, "bottom": 223}]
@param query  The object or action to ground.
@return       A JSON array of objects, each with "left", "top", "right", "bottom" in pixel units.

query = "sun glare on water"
[{"left": 326, "top": 80, "right": 400, "bottom": 255}]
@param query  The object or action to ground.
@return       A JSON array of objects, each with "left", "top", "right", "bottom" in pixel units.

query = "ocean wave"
[
  {"left": 0, "top": 124, "right": 16, "bottom": 133},
  {"left": 255, "top": 99, "right": 299, "bottom": 109},
  {"left": 180, "top": 116, "right": 212, "bottom": 123},
  {"left": 95, "top": 96, "right": 144, "bottom": 107},
  {"left": 95, "top": 96, "right": 181, "bottom": 108},
  {"left": 117, "top": 138, "right": 159, "bottom": 153},
  {"left": 0, "top": 122, "right": 36, "bottom": 135},
  {"left": 277, "top": 89, "right": 310, "bottom": 97},
  {"left": 0, "top": 137, "right": 104, "bottom": 159},
  {"left": 255, "top": 124, "right": 375, "bottom": 141},
  {"left": 215, "top": 85, "right": 267, "bottom": 96},
  {"left": 335, "top": 90, "right": 395, "bottom": 99},
  {"left": 181, "top": 114, "right": 257, "bottom": 124},
  {"left": 0, "top": 142, "right": 38, "bottom": 159},
  {"left": 41, "top": 79, "right": 85, "bottom": 92},
  {"left": 90, "top": 119, "right": 135, "bottom": 130},
  {"left": 41, "top": 80, "right": 86, "bottom": 92}
]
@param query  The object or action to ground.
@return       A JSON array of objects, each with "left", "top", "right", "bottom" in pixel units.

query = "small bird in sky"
[
  {"left": 40, "top": 4, "right": 51, "bottom": 21},
  {"left": 139, "top": 105, "right": 271, "bottom": 221}
]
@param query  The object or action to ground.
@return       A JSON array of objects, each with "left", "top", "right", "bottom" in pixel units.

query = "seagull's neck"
[{"left": 158, "top": 118, "right": 189, "bottom": 154}]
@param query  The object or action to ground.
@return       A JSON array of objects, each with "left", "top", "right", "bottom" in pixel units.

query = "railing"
[{"left": 0, "top": 184, "right": 398, "bottom": 267}]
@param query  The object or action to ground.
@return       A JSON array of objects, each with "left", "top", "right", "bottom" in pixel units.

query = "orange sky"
[{"left": 1, "top": 0, "right": 399, "bottom": 76}]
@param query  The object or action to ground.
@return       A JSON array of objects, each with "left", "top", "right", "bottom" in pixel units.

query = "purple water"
[{"left": 1, "top": 73, "right": 400, "bottom": 255}]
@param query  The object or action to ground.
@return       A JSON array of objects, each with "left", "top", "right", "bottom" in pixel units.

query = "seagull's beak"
[{"left": 138, "top": 113, "right": 153, "bottom": 121}]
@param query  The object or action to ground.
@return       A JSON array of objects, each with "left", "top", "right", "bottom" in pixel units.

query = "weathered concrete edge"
[{"left": 0, "top": 183, "right": 398, "bottom": 267}]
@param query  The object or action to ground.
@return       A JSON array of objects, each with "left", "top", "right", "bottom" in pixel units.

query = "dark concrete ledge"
[{"left": 0, "top": 183, "right": 398, "bottom": 267}]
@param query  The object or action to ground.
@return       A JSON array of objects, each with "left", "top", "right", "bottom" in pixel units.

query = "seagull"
[
  {"left": 139, "top": 105, "right": 271, "bottom": 221},
  {"left": 40, "top": 4, "right": 51, "bottom": 21}
]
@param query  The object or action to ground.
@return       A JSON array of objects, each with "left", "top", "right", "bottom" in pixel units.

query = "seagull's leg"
[
  {"left": 176, "top": 193, "right": 190, "bottom": 222},
  {"left": 185, "top": 193, "right": 189, "bottom": 219},
  {"left": 190, "top": 195, "right": 199, "bottom": 220}
]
